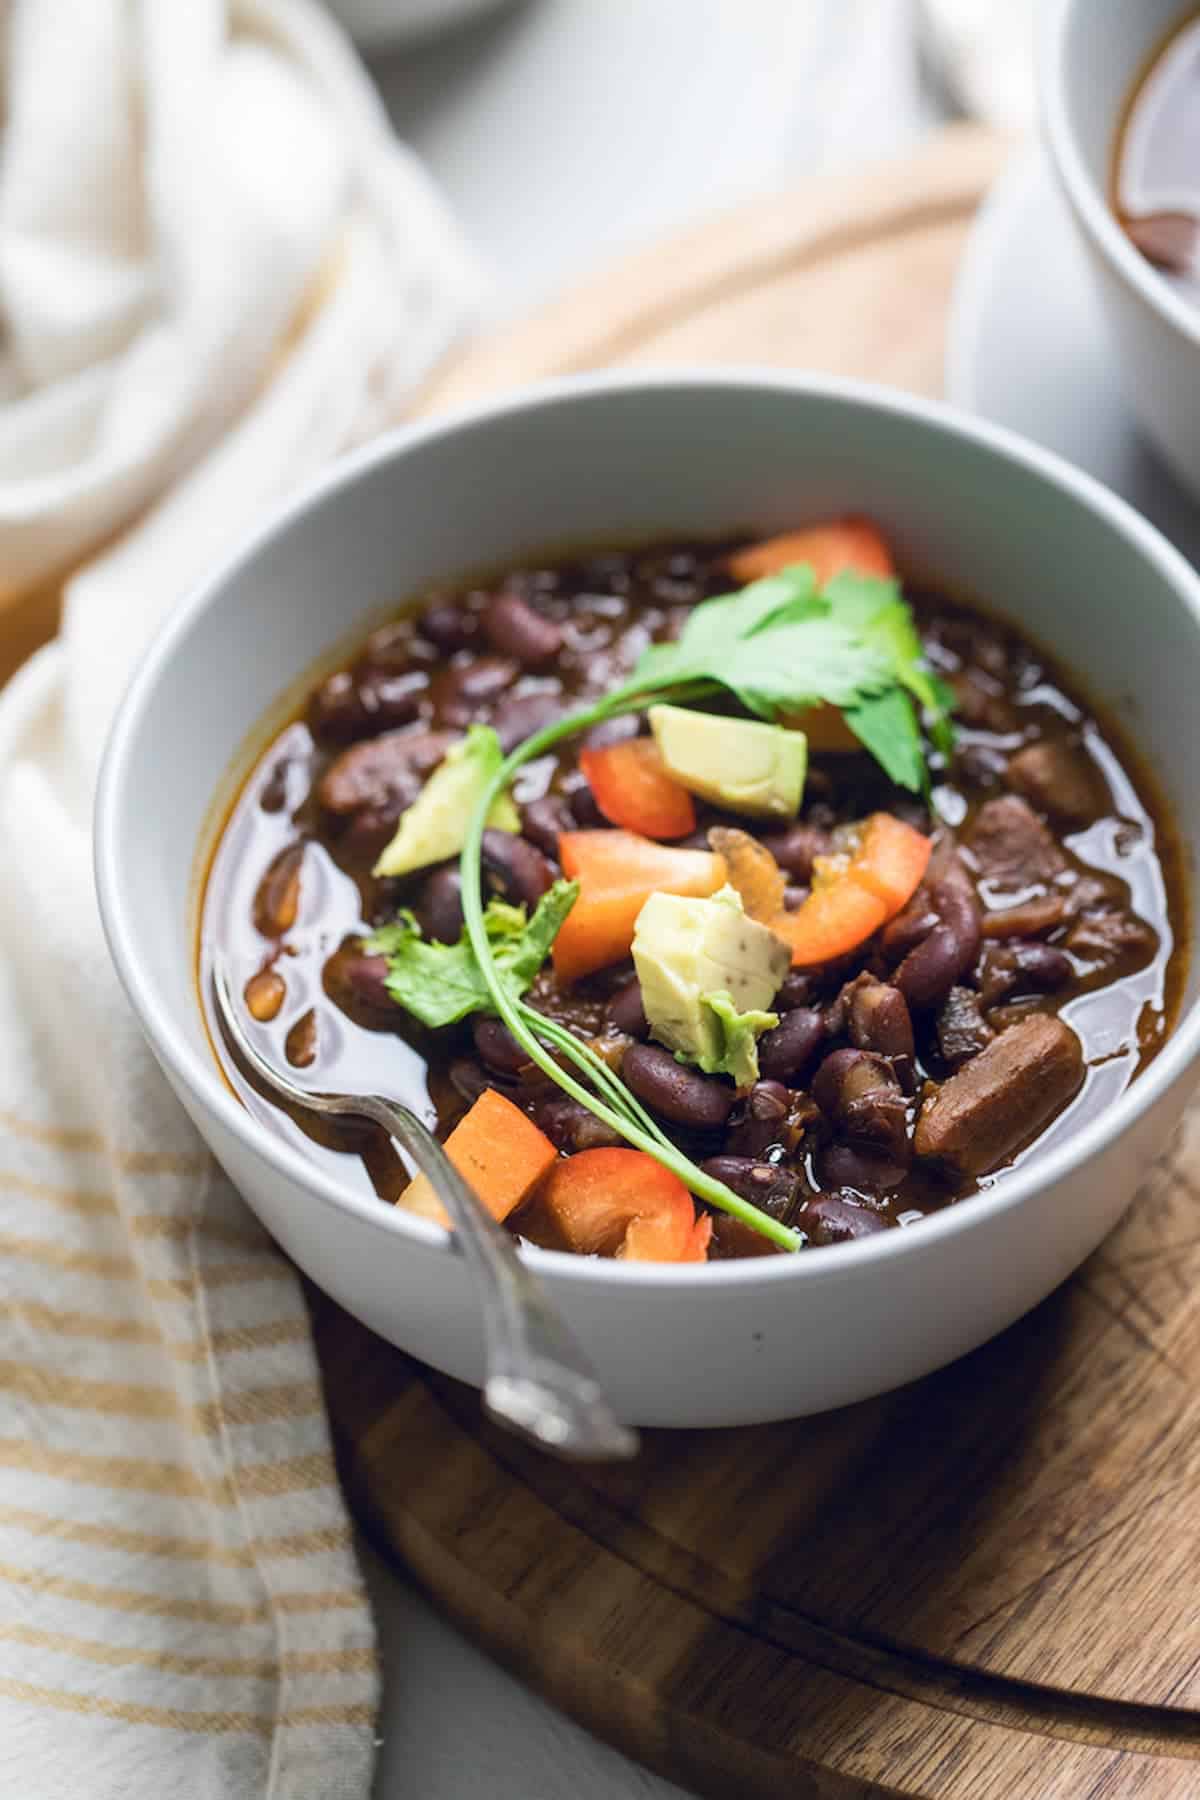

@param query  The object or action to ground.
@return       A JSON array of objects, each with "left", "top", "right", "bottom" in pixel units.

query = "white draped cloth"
[{"left": 0, "top": 3, "right": 477, "bottom": 1795}]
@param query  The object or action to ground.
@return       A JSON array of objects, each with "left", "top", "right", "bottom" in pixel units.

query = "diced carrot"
[
  {"left": 553, "top": 831, "right": 725, "bottom": 981},
  {"left": 728, "top": 516, "right": 895, "bottom": 587},
  {"left": 849, "top": 812, "right": 932, "bottom": 915},
  {"left": 580, "top": 739, "right": 696, "bottom": 839},
  {"left": 768, "top": 811, "right": 931, "bottom": 966},
  {"left": 398, "top": 1088, "right": 557, "bottom": 1229},
  {"left": 770, "top": 881, "right": 888, "bottom": 968},
  {"left": 540, "top": 1148, "right": 710, "bottom": 1263}
]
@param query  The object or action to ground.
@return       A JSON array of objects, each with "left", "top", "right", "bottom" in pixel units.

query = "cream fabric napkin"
[{"left": 0, "top": 3, "right": 477, "bottom": 1795}]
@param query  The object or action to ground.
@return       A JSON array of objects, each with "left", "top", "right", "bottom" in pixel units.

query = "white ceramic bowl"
[
  {"left": 95, "top": 372, "right": 1200, "bottom": 1427},
  {"left": 1042, "top": 0, "right": 1200, "bottom": 499}
]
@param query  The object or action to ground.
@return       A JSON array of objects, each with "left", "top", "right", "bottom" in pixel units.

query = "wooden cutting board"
[{"left": 310, "top": 125, "right": 1200, "bottom": 1797}]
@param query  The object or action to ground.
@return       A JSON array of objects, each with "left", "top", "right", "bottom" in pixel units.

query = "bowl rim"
[
  {"left": 95, "top": 366, "right": 1200, "bottom": 1293},
  {"left": 1041, "top": 0, "right": 1200, "bottom": 351}
]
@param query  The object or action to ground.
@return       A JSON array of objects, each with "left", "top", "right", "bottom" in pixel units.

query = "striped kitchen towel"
[{"left": 0, "top": 2, "right": 477, "bottom": 1795}]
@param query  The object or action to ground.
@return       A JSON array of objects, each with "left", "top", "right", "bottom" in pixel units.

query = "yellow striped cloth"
[{"left": 0, "top": 4, "right": 478, "bottom": 1792}]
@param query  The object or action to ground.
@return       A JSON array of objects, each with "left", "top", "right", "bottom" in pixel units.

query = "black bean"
[
  {"left": 448, "top": 1058, "right": 493, "bottom": 1105},
  {"left": 759, "top": 824, "right": 832, "bottom": 881},
  {"left": 420, "top": 601, "right": 478, "bottom": 652},
  {"left": 758, "top": 1008, "right": 824, "bottom": 1083},
  {"left": 491, "top": 690, "right": 566, "bottom": 754},
  {"left": 317, "top": 728, "right": 456, "bottom": 818},
  {"left": 893, "top": 879, "right": 982, "bottom": 1010},
  {"left": 534, "top": 1093, "right": 623, "bottom": 1152},
  {"left": 414, "top": 864, "right": 465, "bottom": 943},
  {"left": 521, "top": 793, "right": 574, "bottom": 859},
  {"left": 797, "top": 1195, "right": 891, "bottom": 1245},
  {"left": 253, "top": 845, "right": 304, "bottom": 938},
  {"left": 473, "top": 1016, "right": 530, "bottom": 1075},
  {"left": 622, "top": 1043, "right": 736, "bottom": 1127},
  {"left": 838, "top": 1089, "right": 911, "bottom": 1163},
  {"left": 432, "top": 655, "right": 517, "bottom": 727},
  {"left": 881, "top": 890, "right": 940, "bottom": 959},
  {"left": 483, "top": 591, "right": 564, "bottom": 666},
  {"left": 606, "top": 979, "right": 649, "bottom": 1039},
  {"left": 700, "top": 1156, "right": 801, "bottom": 1218},
  {"left": 481, "top": 827, "right": 555, "bottom": 907}
]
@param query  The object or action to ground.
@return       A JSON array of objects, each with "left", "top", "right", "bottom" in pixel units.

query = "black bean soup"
[
  {"left": 1115, "top": 10, "right": 1200, "bottom": 302},
  {"left": 200, "top": 536, "right": 1186, "bottom": 1259}
]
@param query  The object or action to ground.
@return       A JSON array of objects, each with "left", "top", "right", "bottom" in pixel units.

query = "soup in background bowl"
[
  {"left": 1043, "top": 0, "right": 1200, "bottom": 497},
  {"left": 95, "top": 372, "right": 1200, "bottom": 1425}
]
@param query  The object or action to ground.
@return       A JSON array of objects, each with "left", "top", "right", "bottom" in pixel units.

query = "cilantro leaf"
[
  {"left": 822, "top": 571, "right": 957, "bottom": 765},
  {"left": 367, "top": 880, "right": 578, "bottom": 1030}
]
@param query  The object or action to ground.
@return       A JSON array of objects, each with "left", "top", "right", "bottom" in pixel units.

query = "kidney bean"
[
  {"left": 582, "top": 714, "right": 641, "bottom": 751},
  {"left": 757, "top": 1008, "right": 824, "bottom": 1083},
  {"left": 490, "top": 690, "right": 566, "bottom": 754},
  {"left": 980, "top": 942, "right": 1073, "bottom": 1010},
  {"left": 847, "top": 977, "right": 915, "bottom": 1079},
  {"left": 480, "top": 828, "right": 555, "bottom": 907},
  {"left": 285, "top": 1009, "right": 318, "bottom": 1069},
  {"left": 881, "top": 891, "right": 940, "bottom": 959},
  {"left": 796, "top": 1194, "right": 890, "bottom": 1247},
  {"left": 839, "top": 1089, "right": 911, "bottom": 1164},
  {"left": 622, "top": 1043, "right": 736, "bottom": 1127},
  {"left": 893, "top": 879, "right": 982, "bottom": 1010},
  {"left": 566, "top": 780, "right": 606, "bottom": 828},
  {"left": 259, "top": 757, "right": 293, "bottom": 814},
  {"left": 309, "top": 667, "right": 427, "bottom": 741},
  {"left": 724, "top": 1083, "right": 816, "bottom": 1160},
  {"left": 325, "top": 949, "right": 393, "bottom": 1017},
  {"left": 774, "top": 970, "right": 816, "bottom": 1011},
  {"left": 816, "top": 1143, "right": 908, "bottom": 1195},
  {"left": 244, "top": 968, "right": 286, "bottom": 1022},
  {"left": 533, "top": 1093, "right": 623, "bottom": 1152},
  {"left": 419, "top": 601, "right": 478, "bottom": 653},
  {"left": 414, "top": 864, "right": 465, "bottom": 943},
  {"left": 521, "top": 793, "right": 574, "bottom": 859},
  {"left": 473, "top": 1016, "right": 530, "bottom": 1076},
  {"left": 432, "top": 655, "right": 518, "bottom": 727},
  {"left": 448, "top": 1058, "right": 493, "bottom": 1105},
  {"left": 980, "top": 895, "right": 1066, "bottom": 939},
  {"left": 483, "top": 591, "right": 564, "bottom": 666},
  {"left": 318, "top": 729, "right": 456, "bottom": 817},
  {"left": 605, "top": 979, "right": 649, "bottom": 1039},
  {"left": 812, "top": 1048, "right": 896, "bottom": 1119},
  {"left": 700, "top": 1156, "right": 801, "bottom": 1218},
  {"left": 758, "top": 823, "right": 832, "bottom": 881},
  {"left": 253, "top": 844, "right": 304, "bottom": 937}
]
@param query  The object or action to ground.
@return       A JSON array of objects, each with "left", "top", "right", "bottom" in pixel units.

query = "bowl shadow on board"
[{"left": 307, "top": 1121, "right": 1192, "bottom": 1704}]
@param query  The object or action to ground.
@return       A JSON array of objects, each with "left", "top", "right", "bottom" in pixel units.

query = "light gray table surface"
[{"left": 361, "top": 5, "right": 951, "bottom": 1793}]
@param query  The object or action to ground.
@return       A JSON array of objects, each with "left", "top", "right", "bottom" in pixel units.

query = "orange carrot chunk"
[
  {"left": 728, "top": 516, "right": 895, "bottom": 587},
  {"left": 398, "top": 1088, "right": 557, "bottom": 1228},
  {"left": 553, "top": 832, "right": 725, "bottom": 981},
  {"left": 580, "top": 739, "right": 696, "bottom": 839},
  {"left": 541, "top": 1148, "right": 710, "bottom": 1263}
]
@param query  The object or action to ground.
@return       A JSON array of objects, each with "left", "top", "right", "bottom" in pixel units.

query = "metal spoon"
[{"left": 212, "top": 956, "right": 637, "bottom": 1462}]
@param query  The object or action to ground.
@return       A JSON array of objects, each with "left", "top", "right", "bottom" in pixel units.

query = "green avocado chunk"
[
  {"left": 632, "top": 886, "right": 790, "bottom": 1085},
  {"left": 373, "top": 724, "right": 519, "bottom": 879},
  {"left": 648, "top": 704, "right": 807, "bottom": 819}
]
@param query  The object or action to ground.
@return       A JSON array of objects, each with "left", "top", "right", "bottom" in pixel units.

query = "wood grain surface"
[{"left": 316, "top": 124, "right": 1200, "bottom": 1799}]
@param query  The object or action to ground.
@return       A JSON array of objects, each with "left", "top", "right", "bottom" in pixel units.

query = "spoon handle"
[{"left": 353, "top": 1094, "right": 638, "bottom": 1460}]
